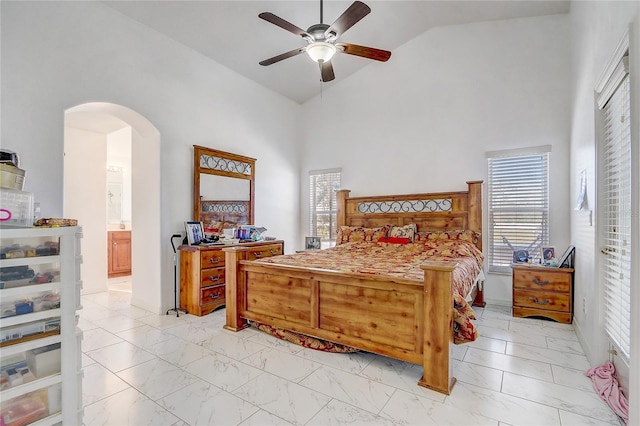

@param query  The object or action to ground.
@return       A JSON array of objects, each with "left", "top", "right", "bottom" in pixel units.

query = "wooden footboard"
[{"left": 224, "top": 247, "right": 458, "bottom": 395}]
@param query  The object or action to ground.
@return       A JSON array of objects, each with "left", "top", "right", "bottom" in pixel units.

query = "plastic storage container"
[
  {"left": 0, "top": 164, "right": 25, "bottom": 191},
  {"left": 0, "top": 188, "right": 33, "bottom": 228}
]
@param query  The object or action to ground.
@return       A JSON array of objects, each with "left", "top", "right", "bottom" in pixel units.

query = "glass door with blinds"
[{"left": 598, "top": 57, "right": 631, "bottom": 361}]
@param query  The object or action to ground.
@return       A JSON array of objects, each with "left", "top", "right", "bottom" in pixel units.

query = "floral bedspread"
[{"left": 255, "top": 240, "right": 484, "bottom": 344}]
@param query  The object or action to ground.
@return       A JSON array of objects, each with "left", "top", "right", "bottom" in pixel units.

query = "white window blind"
[
  {"left": 599, "top": 58, "right": 631, "bottom": 361},
  {"left": 309, "top": 169, "right": 341, "bottom": 243},
  {"left": 487, "top": 148, "right": 550, "bottom": 273}
]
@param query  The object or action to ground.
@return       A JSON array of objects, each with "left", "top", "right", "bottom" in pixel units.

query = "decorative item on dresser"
[
  {"left": 179, "top": 240, "right": 284, "bottom": 316},
  {"left": 512, "top": 264, "right": 574, "bottom": 324},
  {"left": 224, "top": 180, "right": 484, "bottom": 395}
]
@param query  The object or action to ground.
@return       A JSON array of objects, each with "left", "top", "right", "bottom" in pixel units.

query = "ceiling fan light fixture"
[{"left": 306, "top": 42, "right": 336, "bottom": 63}]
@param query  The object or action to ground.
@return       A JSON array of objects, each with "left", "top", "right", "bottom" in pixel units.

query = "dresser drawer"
[
  {"left": 247, "top": 244, "right": 283, "bottom": 260},
  {"left": 201, "top": 284, "right": 225, "bottom": 306},
  {"left": 513, "top": 288, "right": 570, "bottom": 312},
  {"left": 513, "top": 269, "right": 571, "bottom": 292},
  {"left": 200, "top": 250, "right": 224, "bottom": 268},
  {"left": 201, "top": 267, "right": 225, "bottom": 287}
]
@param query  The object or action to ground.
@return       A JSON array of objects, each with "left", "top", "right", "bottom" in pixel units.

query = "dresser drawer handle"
[
  {"left": 270, "top": 249, "right": 279, "bottom": 255},
  {"left": 208, "top": 256, "right": 221, "bottom": 264},
  {"left": 209, "top": 292, "right": 222, "bottom": 299},
  {"left": 532, "top": 278, "right": 549, "bottom": 286},
  {"left": 253, "top": 251, "right": 263, "bottom": 258},
  {"left": 208, "top": 274, "right": 221, "bottom": 282},
  {"left": 531, "top": 297, "right": 550, "bottom": 305}
]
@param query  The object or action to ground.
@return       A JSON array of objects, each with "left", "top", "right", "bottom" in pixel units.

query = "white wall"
[
  {"left": 300, "top": 14, "right": 572, "bottom": 304},
  {"left": 569, "top": 1, "right": 640, "bottom": 420},
  {"left": 63, "top": 127, "right": 108, "bottom": 295},
  {"left": 1, "top": 1, "right": 301, "bottom": 311}
]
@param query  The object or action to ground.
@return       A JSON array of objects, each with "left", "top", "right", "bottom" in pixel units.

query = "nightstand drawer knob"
[
  {"left": 209, "top": 274, "right": 221, "bottom": 281},
  {"left": 208, "top": 256, "right": 221, "bottom": 264},
  {"left": 270, "top": 249, "right": 279, "bottom": 255},
  {"left": 531, "top": 297, "right": 550, "bottom": 305},
  {"left": 532, "top": 278, "right": 549, "bottom": 286},
  {"left": 253, "top": 252, "right": 263, "bottom": 258},
  {"left": 209, "top": 292, "right": 222, "bottom": 299}
]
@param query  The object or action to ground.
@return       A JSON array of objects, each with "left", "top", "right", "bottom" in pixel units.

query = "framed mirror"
[{"left": 193, "top": 145, "right": 255, "bottom": 234}]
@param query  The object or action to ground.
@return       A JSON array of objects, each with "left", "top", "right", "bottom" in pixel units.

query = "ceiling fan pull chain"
[{"left": 319, "top": 63, "right": 323, "bottom": 99}]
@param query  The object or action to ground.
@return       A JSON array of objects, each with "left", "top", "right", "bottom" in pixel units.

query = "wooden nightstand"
[{"left": 512, "top": 264, "right": 574, "bottom": 324}]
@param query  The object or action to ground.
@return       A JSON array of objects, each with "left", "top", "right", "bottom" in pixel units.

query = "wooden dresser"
[
  {"left": 179, "top": 240, "right": 284, "bottom": 316},
  {"left": 512, "top": 264, "right": 574, "bottom": 324}
]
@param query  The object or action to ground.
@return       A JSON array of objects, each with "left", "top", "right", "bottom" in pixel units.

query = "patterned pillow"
[
  {"left": 336, "top": 225, "right": 390, "bottom": 245},
  {"left": 414, "top": 229, "right": 480, "bottom": 244},
  {"left": 388, "top": 224, "right": 417, "bottom": 242}
]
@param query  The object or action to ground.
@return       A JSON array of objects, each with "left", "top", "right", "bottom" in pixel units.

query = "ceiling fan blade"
[
  {"left": 320, "top": 61, "right": 335, "bottom": 82},
  {"left": 336, "top": 43, "right": 391, "bottom": 62},
  {"left": 259, "top": 12, "right": 311, "bottom": 39},
  {"left": 325, "top": 1, "right": 370, "bottom": 39},
  {"left": 259, "top": 47, "right": 306, "bottom": 66}
]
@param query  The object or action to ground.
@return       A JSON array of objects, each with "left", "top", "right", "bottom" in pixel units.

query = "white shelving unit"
[{"left": 0, "top": 226, "right": 83, "bottom": 425}]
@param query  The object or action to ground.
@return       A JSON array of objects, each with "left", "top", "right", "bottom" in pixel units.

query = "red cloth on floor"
[{"left": 585, "top": 361, "right": 629, "bottom": 424}]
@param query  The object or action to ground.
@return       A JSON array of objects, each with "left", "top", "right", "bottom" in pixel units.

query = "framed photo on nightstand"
[
  {"left": 305, "top": 236, "right": 321, "bottom": 250},
  {"left": 542, "top": 246, "right": 556, "bottom": 263},
  {"left": 557, "top": 245, "right": 576, "bottom": 268}
]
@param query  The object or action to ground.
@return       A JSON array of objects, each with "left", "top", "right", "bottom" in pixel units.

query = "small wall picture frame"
[
  {"left": 305, "top": 236, "right": 321, "bottom": 250},
  {"left": 185, "top": 221, "right": 205, "bottom": 245},
  {"left": 542, "top": 246, "right": 556, "bottom": 264}
]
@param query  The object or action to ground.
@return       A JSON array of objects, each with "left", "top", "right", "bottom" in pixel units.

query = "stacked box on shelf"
[{"left": 0, "top": 188, "right": 33, "bottom": 228}]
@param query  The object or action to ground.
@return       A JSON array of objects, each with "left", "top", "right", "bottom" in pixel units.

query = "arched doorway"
[{"left": 64, "top": 103, "right": 163, "bottom": 313}]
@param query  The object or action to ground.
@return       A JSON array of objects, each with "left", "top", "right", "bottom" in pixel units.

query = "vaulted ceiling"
[{"left": 104, "top": 1, "right": 570, "bottom": 104}]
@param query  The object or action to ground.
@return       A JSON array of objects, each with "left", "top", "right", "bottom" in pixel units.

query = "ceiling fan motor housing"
[{"left": 307, "top": 23, "right": 331, "bottom": 42}]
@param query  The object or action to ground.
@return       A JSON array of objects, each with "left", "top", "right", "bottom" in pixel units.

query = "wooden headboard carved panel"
[{"left": 336, "top": 181, "right": 483, "bottom": 250}]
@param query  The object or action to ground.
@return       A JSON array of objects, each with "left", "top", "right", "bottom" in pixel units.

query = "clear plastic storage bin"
[{"left": 0, "top": 188, "right": 33, "bottom": 228}]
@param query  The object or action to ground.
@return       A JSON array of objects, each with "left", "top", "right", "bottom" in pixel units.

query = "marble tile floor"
[{"left": 79, "top": 289, "right": 623, "bottom": 426}]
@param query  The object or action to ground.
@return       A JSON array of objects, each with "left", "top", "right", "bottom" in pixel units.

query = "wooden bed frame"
[{"left": 224, "top": 181, "right": 483, "bottom": 395}]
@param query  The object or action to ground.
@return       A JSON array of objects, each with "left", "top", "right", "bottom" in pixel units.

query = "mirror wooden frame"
[{"left": 193, "top": 145, "right": 256, "bottom": 226}]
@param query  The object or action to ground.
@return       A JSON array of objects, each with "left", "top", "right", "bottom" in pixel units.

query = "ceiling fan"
[{"left": 258, "top": 0, "right": 391, "bottom": 82}]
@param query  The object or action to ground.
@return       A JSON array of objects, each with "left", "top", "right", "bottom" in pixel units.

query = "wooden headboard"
[{"left": 336, "top": 181, "right": 483, "bottom": 250}]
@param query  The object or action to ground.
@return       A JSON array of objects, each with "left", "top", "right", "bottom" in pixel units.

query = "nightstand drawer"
[
  {"left": 513, "top": 269, "right": 571, "bottom": 292},
  {"left": 200, "top": 250, "right": 224, "bottom": 268},
  {"left": 513, "top": 288, "right": 570, "bottom": 312},
  {"left": 201, "top": 267, "right": 225, "bottom": 287}
]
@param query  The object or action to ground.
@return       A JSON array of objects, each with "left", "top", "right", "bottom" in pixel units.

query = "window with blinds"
[
  {"left": 598, "top": 56, "right": 631, "bottom": 361},
  {"left": 309, "top": 169, "right": 341, "bottom": 244},
  {"left": 487, "top": 148, "right": 550, "bottom": 273}
]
